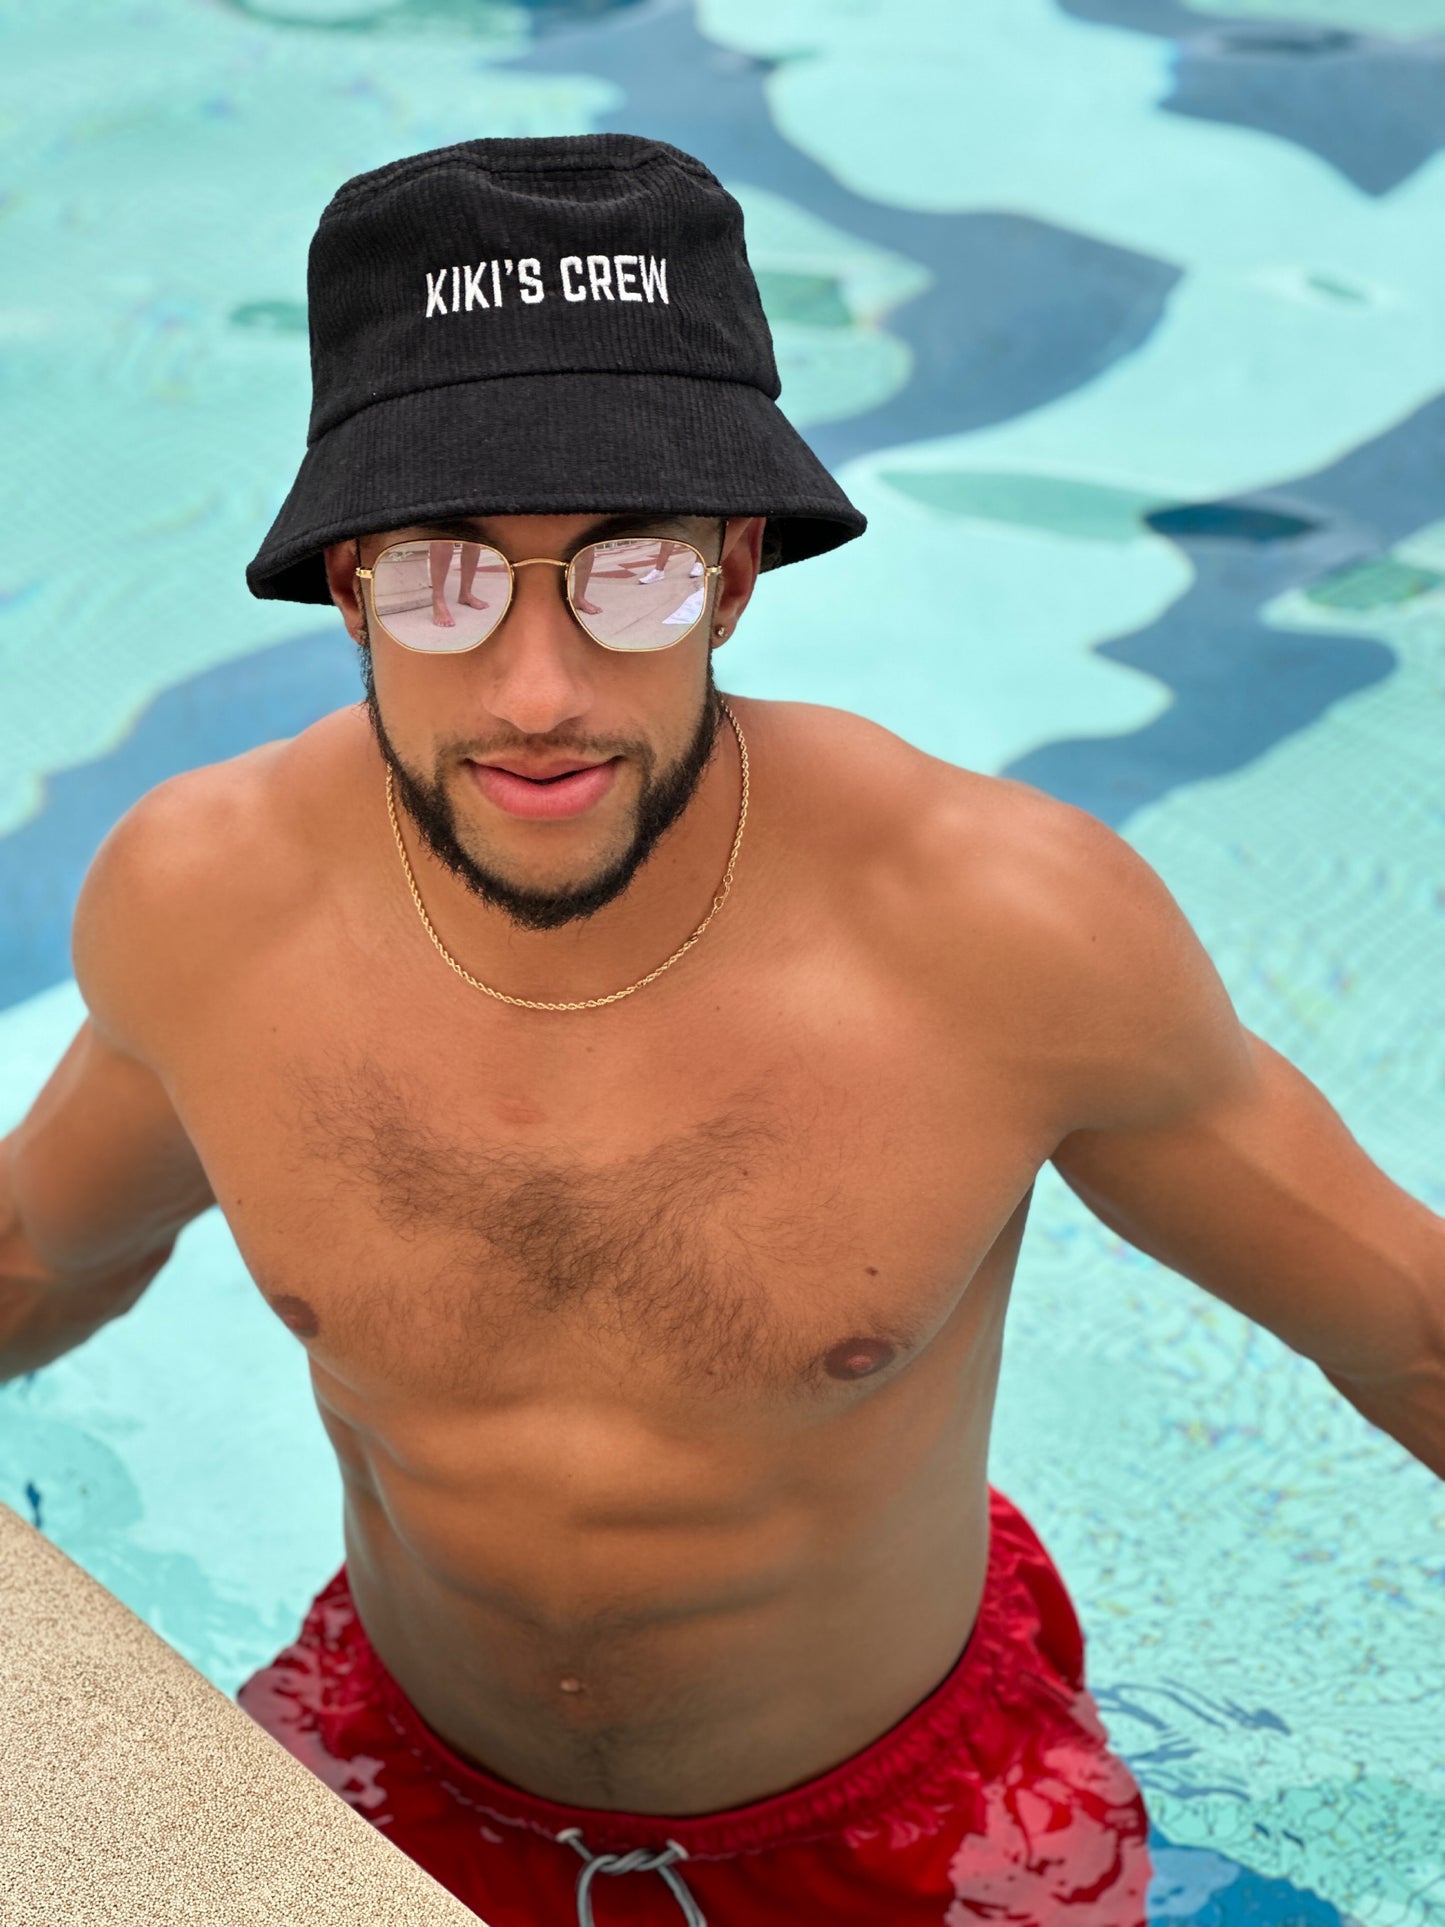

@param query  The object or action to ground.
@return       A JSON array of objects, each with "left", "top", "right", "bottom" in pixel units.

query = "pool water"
[{"left": 1, "top": 2, "right": 1442, "bottom": 1920}]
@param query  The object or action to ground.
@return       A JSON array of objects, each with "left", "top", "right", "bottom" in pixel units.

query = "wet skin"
[{"left": 40, "top": 511, "right": 1416, "bottom": 1820}]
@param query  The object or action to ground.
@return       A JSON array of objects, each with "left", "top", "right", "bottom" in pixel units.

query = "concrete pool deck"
[{"left": 0, "top": 1501, "right": 483, "bottom": 1925}]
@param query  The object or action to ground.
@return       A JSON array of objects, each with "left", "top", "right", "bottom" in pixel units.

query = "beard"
[{"left": 361, "top": 647, "right": 722, "bottom": 932}]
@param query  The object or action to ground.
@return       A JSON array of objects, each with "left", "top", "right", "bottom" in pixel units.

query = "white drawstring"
[{"left": 557, "top": 1827, "right": 707, "bottom": 1927}]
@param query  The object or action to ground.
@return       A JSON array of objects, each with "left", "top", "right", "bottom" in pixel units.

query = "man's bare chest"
[{"left": 171, "top": 962, "right": 1049, "bottom": 1403}]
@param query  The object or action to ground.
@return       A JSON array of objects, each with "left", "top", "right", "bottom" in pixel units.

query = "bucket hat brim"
[{"left": 246, "top": 370, "right": 866, "bottom": 605}]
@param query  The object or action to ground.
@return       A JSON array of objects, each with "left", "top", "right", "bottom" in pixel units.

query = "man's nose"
[{"left": 479, "top": 562, "right": 594, "bottom": 737}]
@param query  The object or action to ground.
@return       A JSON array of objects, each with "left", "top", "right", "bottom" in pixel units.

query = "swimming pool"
[{"left": 1, "top": 1, "right": 1442, "bottom": 1918}]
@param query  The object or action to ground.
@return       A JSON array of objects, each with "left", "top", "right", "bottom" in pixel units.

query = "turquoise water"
[{"left": 1, "top": 1, "right": 1443, "bottom": 1918}]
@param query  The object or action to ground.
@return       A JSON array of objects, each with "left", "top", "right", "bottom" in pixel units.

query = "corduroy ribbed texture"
[
  {"left": 307, "top": 135, "right": 780, "bottom": 439},
  {"left": 246, "top": 134, "right": 865, "bottom": 605}
]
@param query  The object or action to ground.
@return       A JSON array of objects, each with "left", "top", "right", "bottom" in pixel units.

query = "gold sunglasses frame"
[{"left": 355, "top": 536, "right": 723, "bottom": 655}]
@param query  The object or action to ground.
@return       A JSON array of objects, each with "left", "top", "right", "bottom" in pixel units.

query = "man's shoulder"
[
  {"left": 72, "top": 706, "right": 369, "bottom": 1059},
  {"left": 765, "top": 700, "right": 1211, "bottom": 1087},
  {"left": 754, "top": 697, "right": 1104, "bottom": 895},
  {"left": 85, "top": 705, "right": 358, "bottom": 901}
]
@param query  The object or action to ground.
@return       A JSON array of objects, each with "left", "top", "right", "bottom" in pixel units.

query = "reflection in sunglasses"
[
  {"left": 663, "top": 587, "right": 706, "bottom": 627},
  {"left": 370, "top": 543, "right": 505, "bottom": 651},
  {"left": 368, "top": 536, "right": 715, "bottom": 654}
]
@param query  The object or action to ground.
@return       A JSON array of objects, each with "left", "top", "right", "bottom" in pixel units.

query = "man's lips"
[{"left": 466, "top": 756, "right": 620, "bottom": 820}]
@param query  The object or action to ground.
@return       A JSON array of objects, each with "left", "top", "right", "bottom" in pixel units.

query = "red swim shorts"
[{"left": 238, "top": 1489, "right": 1151, "bottom": 1924}]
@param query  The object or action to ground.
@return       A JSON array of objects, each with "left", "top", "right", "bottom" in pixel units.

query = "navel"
[
  {"left": 823, "top": 1336, "right": 897, "bottom": 1382},
  {"left": 268, "top": 1293, "right": 322, "bottom": 1340}
]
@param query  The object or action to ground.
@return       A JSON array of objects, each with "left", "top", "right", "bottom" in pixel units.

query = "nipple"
[
  {"left": 823, "top": 1337, "right": 897, "bottom": 1382},
  {"left": 268, "top": 1294, "right": 321, "bottom": 1339}
]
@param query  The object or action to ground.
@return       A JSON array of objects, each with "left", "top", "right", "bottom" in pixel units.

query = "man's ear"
[
  {"left": 712, "top": 515, "right": 764, "bottom": 645},
  {"left": 322, "top": 539, "right": 368, "bottom": 647}
]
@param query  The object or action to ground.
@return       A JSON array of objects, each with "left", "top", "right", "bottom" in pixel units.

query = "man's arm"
[
  {"left": 1004, "top": 796, "right": 1445, "bottom": 1477},
  {"left": 1, "top": 786, "right": 217, "bottom": 1382}
]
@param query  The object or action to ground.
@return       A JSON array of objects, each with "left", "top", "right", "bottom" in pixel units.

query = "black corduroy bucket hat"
[{"left": 246, "top": 133, "right": 867, "bottom": 605}]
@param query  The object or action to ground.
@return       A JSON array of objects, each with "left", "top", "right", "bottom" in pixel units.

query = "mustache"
[{"left": 449, "top": 731, "right": 650, "bottom": 766}]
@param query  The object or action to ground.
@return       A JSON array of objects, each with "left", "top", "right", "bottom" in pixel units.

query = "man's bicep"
[
  {"left": 7, "top": 784, "right": 218, "bottom": 1278},
  {"left": 7, "top": 1018, "right": 215, "bottom": 1278},
  {"left": 1037, "top": 814, "right": 1437, "bottom": 1377},
  {"left": 1052, "top": 1032, "right": 1438, "bottom": 1377}
]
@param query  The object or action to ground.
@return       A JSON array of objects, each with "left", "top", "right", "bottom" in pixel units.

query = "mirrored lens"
[
  {"left": 370, "top": 541, "right": 511, "bottom": 653},
  {"left": 569, "top": 538, "right": 709, "bottom": 651}
]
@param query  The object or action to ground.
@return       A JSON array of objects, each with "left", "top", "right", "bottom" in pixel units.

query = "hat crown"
[{"left": 305, "top": 133, "right": 780, "bottom": 445}]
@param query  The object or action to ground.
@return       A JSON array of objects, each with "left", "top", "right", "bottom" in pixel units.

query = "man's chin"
[
  {"left": 453, "top": 855, "right": 648, "bottom": 932},
  {"left": 367, "top": 666, "right": 720, "bottom": 935}
]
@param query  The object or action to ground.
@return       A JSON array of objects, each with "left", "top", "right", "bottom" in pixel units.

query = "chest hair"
[{"left": 287, "top": 1056, "right": 837, "bottom": 1385}]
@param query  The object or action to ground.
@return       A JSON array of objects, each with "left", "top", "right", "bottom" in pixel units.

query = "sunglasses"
[{"left": 355, "top": 534, "right": 723, "bottom": 655}]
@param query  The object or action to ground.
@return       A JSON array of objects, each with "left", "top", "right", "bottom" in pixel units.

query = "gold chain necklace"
[{"left": 385, "top": 698, "right": 749, "bottom": 1013}]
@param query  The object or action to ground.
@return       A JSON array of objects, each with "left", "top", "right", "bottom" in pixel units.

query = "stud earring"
[{"left": 714, "top": 623, "right": 728, "bottom": 638}]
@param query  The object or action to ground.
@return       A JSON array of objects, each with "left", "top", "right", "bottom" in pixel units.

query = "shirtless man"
[{"left": 3, "top": 135, "right": 1441, "bottom": 1926}]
